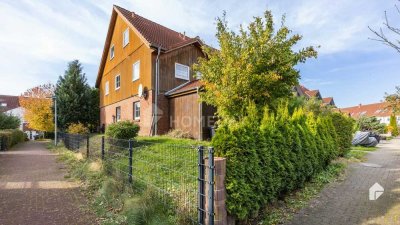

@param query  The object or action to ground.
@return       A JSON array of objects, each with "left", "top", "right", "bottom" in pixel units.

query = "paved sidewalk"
[
  {"left": 0, "top": 141, "right": 95, "bottom": 225},
  {"left": 286, "top": 138, "right": 400, "bottom": 225}
]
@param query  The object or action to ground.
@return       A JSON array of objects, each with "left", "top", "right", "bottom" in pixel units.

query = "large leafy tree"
[
  {"left": 194, "top": 11, "right": 317, "bottom": 123},
  {"left": 19, "top": 83, "right": 55, "bottom": 132},
  {"left": 55, "top": 60, "right": 99, "bottom": 130},
  {"left": 385, "top": 86, "right": 400, "bottom": 114}
]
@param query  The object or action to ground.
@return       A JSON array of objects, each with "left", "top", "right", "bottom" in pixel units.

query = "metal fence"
[{"left": 57, "top": 133, "right": 214, "bottom": 225}]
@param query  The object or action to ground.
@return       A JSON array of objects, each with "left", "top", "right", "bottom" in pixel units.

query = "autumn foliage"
[{"left": 19, "top": 83, "right": 55, "bottom": 132}]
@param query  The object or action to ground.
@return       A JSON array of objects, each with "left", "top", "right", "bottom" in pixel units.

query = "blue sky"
[{"left": 0, "top": 0, "right": 399, "bottom": 108}]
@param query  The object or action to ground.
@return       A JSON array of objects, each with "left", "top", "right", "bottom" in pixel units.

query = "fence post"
[
  {"left": 128, "top": 139, "right": 133, "bottom": 183},
  {"left": 101, "top": 136, "right": 105, "bottom": 160},
  {"left": 208, "top": 147, "right": 215, "bottom": 225},
  {"left": 86, "top": 134, "right": 90, "bottom": 159},
  {"left": 198, "top": 146, "right": 205, "bottom": 224}
]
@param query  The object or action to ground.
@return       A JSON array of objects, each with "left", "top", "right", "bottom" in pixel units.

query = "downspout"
[
  {"left": 154, "top": 46, "right": 161, "bottom": 136},
  {"left": 198, "top": 87, "right": 203, "bottom": 140}
]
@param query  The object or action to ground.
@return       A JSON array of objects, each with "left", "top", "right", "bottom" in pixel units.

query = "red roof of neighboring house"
[
  {"left": 0, "top": 95, "right": 20, "bottom": 112},
  {"left": 165, "top": 80, "right": 202, "bottom": 97},
  {"left": 305, "top": 90, "right": 320, "bottom": 98},
  {"left": 340, "top": 102, "right": 391, "bottom": 118}
]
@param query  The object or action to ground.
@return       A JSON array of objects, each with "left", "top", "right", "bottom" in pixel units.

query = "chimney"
[{"left": 358, "top": 103, "right": 362, "bottom": 108}]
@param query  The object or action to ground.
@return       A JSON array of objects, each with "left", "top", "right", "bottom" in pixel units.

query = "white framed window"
[
  {"left": 115, "top": 74, "right": 121, "bottom": 90},
  {"left": 134, "top": 102, "right": 140, "bottom": 120},
  {"left": 132, "top": 60, "right": 140, "bottom": 81},
  {"left": 105, "top": 81, "right": 109, "bottom": 95},
  {"left": 110, "top": 44, "right": 115, "bottom": 59},
  {"left": 196, "top": 71, "right": 202, "bottom": 79},
  {"left": 123, "top": 28, "right": 129, "bottom": 47},
  {"left": 116, "top": 106, "right": 121, "bottom": 122},
  {"left": 175, "top": 63, "right": 190, "bottom": 80},
  {"left": 0, "top": 103, "right": 7, "bottom": 107}
]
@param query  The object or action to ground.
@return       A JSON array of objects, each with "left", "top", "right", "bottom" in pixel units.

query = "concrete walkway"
[
  {"left": 0, "top": 141, "right": 95, "bottom": 225},
  {"left": 286, "top": 138, "right": 400, "bottom": 225}
]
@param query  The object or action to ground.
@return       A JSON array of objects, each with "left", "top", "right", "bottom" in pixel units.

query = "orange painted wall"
[{"left": 99, "top": 14, "right": 153, "bottom": 108}]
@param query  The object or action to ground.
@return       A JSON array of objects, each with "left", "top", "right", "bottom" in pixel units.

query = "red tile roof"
[
  {"left": 305, "top": 90, "right": 320, "bottom": 98},
  {"left": 0, "top": 95, "right": 20, "bottom": 112},
  {"left": 114, "top": 5, "right": 201, "bottom": 51},
  {"left": 165, "top": 80, "right": 202, "bottom": 96},
  {"left": 340, "top": 102, "right": 392, "bottom": 118}
]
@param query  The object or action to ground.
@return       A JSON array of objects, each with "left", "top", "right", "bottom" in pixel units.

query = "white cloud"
[{"left": 0, "top": 0, "right": 398, "bottom": 96}]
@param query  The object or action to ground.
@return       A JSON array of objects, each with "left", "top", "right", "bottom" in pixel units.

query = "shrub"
[
  {"left": 330, "top": 113, "right": 354, "bottom": 156},
  {"left": 165, "top": 129, "right": 193, "bottom": 139},
  {"left": 67, "top": 122, "right": 89, "bottom": 134},
  {"left": 213, "top": 102, "right": 344, "bottom": 221},
  {"left": 389, "top": 114, "right": 399, "bottom": 136},
  {"left": 0, "top": 112, "right": 20, "bottom": 129},
  {"left": 0, "top": 129, "right": 25, "bottom": 150},
  {"left": 106, "top": 121, "right": 140, "bottom": 139}
]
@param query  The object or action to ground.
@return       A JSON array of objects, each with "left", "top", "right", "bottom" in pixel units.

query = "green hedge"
[
  {"left": 212, "top": 103, "right": 352, "bottom": 221},
  {"left": 0, "top": 129, "right": 25, "bottom": 150}
]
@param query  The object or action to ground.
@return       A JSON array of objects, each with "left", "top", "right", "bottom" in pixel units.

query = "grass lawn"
[
  {"left": 345, "top": 146, "right": 378, "bottom": 162},
  {"left": 51, "top": 135, "right": 210, "bottom": 225}
]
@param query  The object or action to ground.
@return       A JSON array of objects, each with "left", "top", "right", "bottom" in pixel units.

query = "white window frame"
[
  {"left": 110, "top": 44, "right": 115, "bottom": 59},
  {"left": 0, "top": 103, "right": 7, "bottom": 107},
  {"left": 105, "top": 81, "right": 109, "bottom": 95},
  {"left": 115, "top": 74, "right": 121, "bottom": 90},
  {"left": 175, "top": 63, "right": 190, "bottom": 80},
  {"left": 132, "top": 60, "right": 140, "bottom": 81},
  {"left": 123, "top": 28, "right": 129, "bottom": 47},
  {"left": 134, "top": 102, "right": 140, "bottom": 120},
  {"left": 116, "top": 106, "right": 121, "bottom": 122}
]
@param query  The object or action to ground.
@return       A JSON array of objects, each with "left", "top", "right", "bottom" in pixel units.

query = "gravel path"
[
  {"left": 0, "top": 141, "right": 95, "bottom": 225},
  {"left": 286, "top": 138, "right": 400, "bottom": 225}
]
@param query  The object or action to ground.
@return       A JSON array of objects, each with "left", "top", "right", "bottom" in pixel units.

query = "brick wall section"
[
  {"left": 205, "top": 157, "right": 228, "bottom": 225},
  {"left": 100, "top": 91, "right": 154, "bottom": 136}
]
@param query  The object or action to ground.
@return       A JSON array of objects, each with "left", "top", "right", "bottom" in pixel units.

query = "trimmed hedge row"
[
  {"left": 0, "top": 129, "right": 25, "bottom": 150},
  {"left": 212, "top": 102, "right": 353, "bottom": 221}
]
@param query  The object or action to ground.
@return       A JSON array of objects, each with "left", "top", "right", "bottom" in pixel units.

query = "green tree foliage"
[
  {"left": 212, "top": 100, "right": 350, "bottom": 221},
  {"left": 389, "top": 114, "right": 399, "bottom": 136},
  {"left": 0, "top": 113, "right": 20, "bottom": 129},
  {"left": 356, "top": 116, "right": 385, "bottom": 134},
  {"left": 194, "top": 11, "right": 317, "bottom": 122},
  {"left": 385, "top": 86, "right": 400, "bottom": 114},
  {"left": 106, "top": 121, "right": 140, "bottom": 140},
  {"left": 55, "top": 60, "right": 99, "bottom": 131}
]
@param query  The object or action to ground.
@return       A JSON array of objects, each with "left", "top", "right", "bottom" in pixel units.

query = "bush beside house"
[
  {"left": 0, "top": 129, "right": 25, "bottom": 150},
  {"left": 105, "top": 121, "right": 140, "bottom": 139}
]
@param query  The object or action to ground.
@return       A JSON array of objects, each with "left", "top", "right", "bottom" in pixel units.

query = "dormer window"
[
  {"left": 110, "top": 44, "right": 115, "bottom": 59},
  {"left": 123, "top": 28, "right": 129, "bottom": 47}
]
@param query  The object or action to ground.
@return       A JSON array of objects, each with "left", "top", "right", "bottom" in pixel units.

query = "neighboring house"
[
  {"left": 0, "top": 95, "right": 38, "bottom": 139},
  {"left": 341, "top": 102, "right": 399, "bottom": 125},
  {"left": 293, "top": 85, "right": 336, "bottom": 107},
  {"left": 95, "top": 5, "right": 216, "bottom": 140}
]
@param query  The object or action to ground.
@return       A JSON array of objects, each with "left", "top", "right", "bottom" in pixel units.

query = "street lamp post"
[{"left": 53, "top": 96, "right": 57, "bottom": 146}]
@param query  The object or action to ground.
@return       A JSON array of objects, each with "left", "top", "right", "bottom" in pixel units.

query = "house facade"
[
  {"left": 96, "top": 5, "right": 216, "bottom": 140},
  {"left": 341, "top": 102, "right": 400, "bottom": 125}
]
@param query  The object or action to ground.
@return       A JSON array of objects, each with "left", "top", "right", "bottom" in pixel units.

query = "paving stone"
[
  {"left": 0, "top": 141, "right": 96, "bottom": 225},
  {"left": 285, "top": 138, "right": 400, "bottom": 225}
]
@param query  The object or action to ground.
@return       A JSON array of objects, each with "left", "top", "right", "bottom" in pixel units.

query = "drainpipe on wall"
[
  {"left": 154, "top": 46, "right": 161, "bottom": 136},
  {"left": 197, "top": 87, "right": 203, "bottom": 141}
]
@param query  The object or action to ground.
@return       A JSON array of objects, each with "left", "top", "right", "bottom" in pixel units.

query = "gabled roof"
[
  {"left": 165, "top": 80, "right": 202, "bottom": 97},
  {"left": 96, "top": 5, "right": 203, "bottom": 87},
  {"left": 340, "top": 102, "right": 392, "bottom": 118},
  {"left": 0, "top": 95, "right": 20, "bottom": 112},
  {"left": 322, "top": 97, "right": 335, "bottom": 106}
]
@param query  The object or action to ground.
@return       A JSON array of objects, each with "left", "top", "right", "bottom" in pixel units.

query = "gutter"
[{"left": 153, "top": 46, "right": 161, "bottom": 136}]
